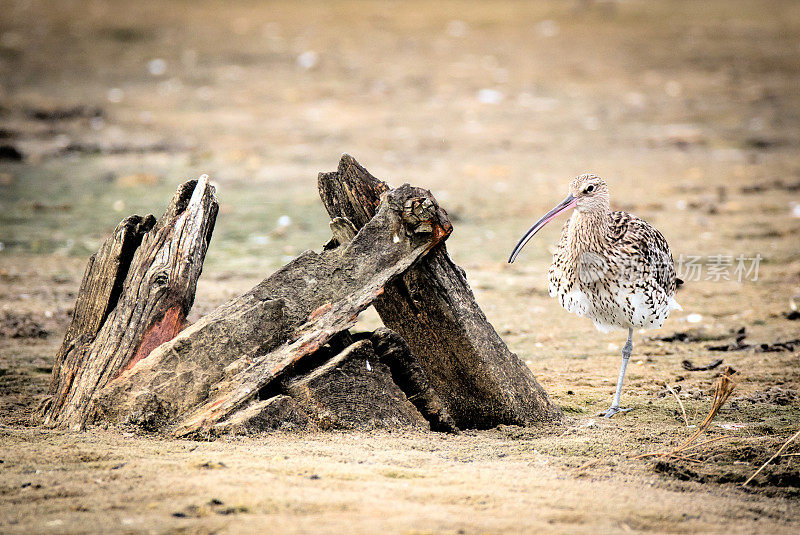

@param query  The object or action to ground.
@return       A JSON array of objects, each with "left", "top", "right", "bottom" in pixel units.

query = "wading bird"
[{"left": 508, "top": 174, "right": 681, "bottom": 417}]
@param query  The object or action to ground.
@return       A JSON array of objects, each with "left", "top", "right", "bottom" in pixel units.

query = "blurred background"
[
  {"left": 1, "top": 4, "right": 800, "bottom": 529},
  {"left": 1, "top": 0, "right": 798, "bottom": 353}
]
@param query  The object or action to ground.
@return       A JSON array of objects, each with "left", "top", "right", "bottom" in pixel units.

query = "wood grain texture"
[
  {"left": 318, "top": 154, "right": 561, "bottom": 428},
  {"left": 42, "top": 177, "right": 218, "bottom": 429},
  {"left": 41, "top": 214, "right": 155, "bottom": 418},
  {"left": 370, "top": 327, "right": 458, "bottom": 433},
  {"left": 285, "top": 339, "right": 427, "bottom": 430},
  {"left": 212, "top": 395, "right": 315, "bottom": 435}
]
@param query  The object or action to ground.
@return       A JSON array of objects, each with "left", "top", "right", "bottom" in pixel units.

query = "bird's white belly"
[
  {"left": 616, "top": 287, "right": 681, "bottom": 330},
  {"left": 561, "top": 289, "right": 592, "bottom": 317},
  {"left": 557, "top": 288, "right": 622, "bottom": 333},
  {"left": 553, "top": 286, "right": 681, "bottom": 334}
]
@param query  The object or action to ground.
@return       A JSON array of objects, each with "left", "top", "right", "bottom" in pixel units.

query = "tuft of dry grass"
[{"left": 635, "top": 367, "right": 738, "bottom": 461}]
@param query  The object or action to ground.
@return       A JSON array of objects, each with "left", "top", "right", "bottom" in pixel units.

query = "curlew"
[{"left": 508, "top": 174, "right": 681, "bottom": 417}]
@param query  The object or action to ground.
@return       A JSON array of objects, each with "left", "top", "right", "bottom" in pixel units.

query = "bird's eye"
[{"left": 584, "top": 185, "right": 595, "bottom": 194}]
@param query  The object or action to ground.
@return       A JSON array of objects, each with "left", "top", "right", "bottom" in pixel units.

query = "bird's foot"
[{"left": 597, "top": 406, "right": 633, "bottom": 418}]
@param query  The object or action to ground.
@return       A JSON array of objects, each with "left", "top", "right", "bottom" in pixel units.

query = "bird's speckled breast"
[{"left": 548, "top": 210, "right": 680, "bottom": 332}]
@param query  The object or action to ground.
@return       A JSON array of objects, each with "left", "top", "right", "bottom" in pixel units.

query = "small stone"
[
  {"left": 297, "top": 51, "right": 318, "bottom": 70},
  {"left": 477, "top": 88, "right": 504, "bottom": 104},
  {"left": 148, "top": 58, "right": 167, "bottom": 76}
]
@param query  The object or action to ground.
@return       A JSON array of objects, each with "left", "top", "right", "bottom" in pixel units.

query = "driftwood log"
[
  {"left": 42, "top": 157, "right": 560, "bottom": 436},
  {"left": 99, "top": 184, "right": 453, "bottom": 437},
  {"left": 319, "top": 155, "right": 560, "bottom": 427}
]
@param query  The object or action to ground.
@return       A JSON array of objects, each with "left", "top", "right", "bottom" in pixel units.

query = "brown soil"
[{"left": 1, "top": 1, "right": 799, "bottom": 533}]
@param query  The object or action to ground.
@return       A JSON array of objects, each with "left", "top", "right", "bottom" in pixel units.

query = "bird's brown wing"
[{"left": 608, "top": 211, "right": 677, "bottom": 296}]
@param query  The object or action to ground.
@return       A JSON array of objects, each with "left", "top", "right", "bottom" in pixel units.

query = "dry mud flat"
[{"left": 1, "top": 0, "right": 800, "bottom": 533}]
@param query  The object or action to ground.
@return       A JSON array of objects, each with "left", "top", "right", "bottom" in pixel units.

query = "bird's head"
[
  {"left": 569, "top": 173, "right": 610, "bottom": 214},
  {"left": 508, "top": 173, "right": 611, "bottom": 263}
]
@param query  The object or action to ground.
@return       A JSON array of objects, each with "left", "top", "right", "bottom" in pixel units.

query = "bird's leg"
[{"left": 598, "top": 328, "right": 634, "bottom": 418}]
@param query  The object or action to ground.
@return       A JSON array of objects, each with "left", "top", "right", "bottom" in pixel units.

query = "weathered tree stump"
[
  {"left": 41, "top": 177, "right": 218, "bottom": 429},
  {"left": 44, "top": 156, "right": 560, "bottom": 436},
  {"left": 95, "top": 183, "right": 453, "bottom": 437},
  {"left": 44, "top": 214, "right": 155, "bottom": 418},
  {"left": 318, "top": 155, "right": 561, "bottom": 427}
]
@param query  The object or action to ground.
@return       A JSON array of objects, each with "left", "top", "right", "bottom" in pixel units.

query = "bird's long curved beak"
[{"left": 508, "top": 194, "right": 576, "bottom": 263}]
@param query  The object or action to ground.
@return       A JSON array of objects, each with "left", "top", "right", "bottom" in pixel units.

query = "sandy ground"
[{"left": 1, "top": 0, "right": 799, "bottom": 533}]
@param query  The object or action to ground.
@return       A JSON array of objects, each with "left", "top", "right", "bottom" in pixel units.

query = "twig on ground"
[
  {"left": 665, "top": 382, "right": 690, "bottom": 427},
  {"left": 682, "top": 359, "right": 724, "bottom": 371},
  {"left": 742, "top": 428, "right": 800, "bottom": 487},
  {"left": 576, "top": 458, "right": 603, "bottom": 471},
  {"left": 671, "top": 455, "right": 702, "bottom": 463},
  {"left": 679, "top": 436, "right": 730, "bottom": 452}
]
